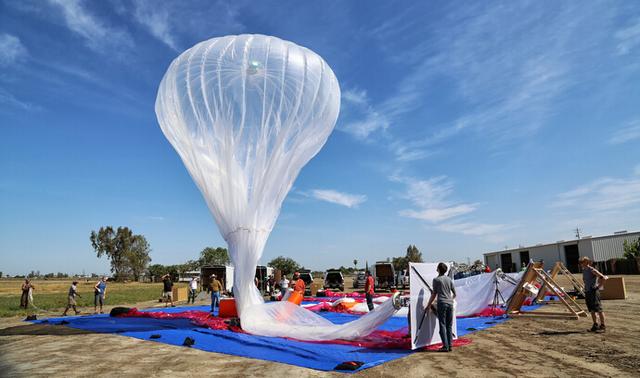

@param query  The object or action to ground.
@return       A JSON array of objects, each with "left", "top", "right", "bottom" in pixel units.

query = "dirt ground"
[{"left": 0, "top": 275, "right": 638, "bottom": 378}]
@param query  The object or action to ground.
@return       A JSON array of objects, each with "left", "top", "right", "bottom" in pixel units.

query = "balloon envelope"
[{"left": 156, "top": 34, "right": 398, "bottom": 341}]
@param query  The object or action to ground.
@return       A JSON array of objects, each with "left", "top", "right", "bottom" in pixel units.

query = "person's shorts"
[
  {"left": 163, "top": 291, "right": 173, "bottom": 300},
  {"left": 585, "top": 290, "right": 602, "bottom": 313},
  {"left": 94, "top": 294, "right": 104, "bottom": 306},
  {"left": 68, "top": 296, "right": 77, "bottom": 306}
]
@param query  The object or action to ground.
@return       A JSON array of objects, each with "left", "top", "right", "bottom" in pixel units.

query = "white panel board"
[{"left": 410, "top": 262, "right": 457, "bottom": 350}]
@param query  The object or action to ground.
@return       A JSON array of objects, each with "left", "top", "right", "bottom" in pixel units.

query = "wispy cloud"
[
  {"left": 609, "top": 119, "right": 640, "bottom": 144},
  {"left": 0, "top": 88, "right": 41, "bottom": 112},
  {"left": 392, "top": 173, "right": 510, "bottom": 239},
  {"left": 347, "top": 3, "right": 618, "bottom": 160},
  {"left": 391, "top": 175, "right": 478, "bottom": 222},
  {"left": 615, "top": 17, "right": 640, "bottom": 55},
  {"left": 310, "top": 189, "right": 367, "bottom": 208},
  {"left": 0, "top": 34, "right": 28, "bottom": 66},
  {"left": 47, "top": 0, "right": 133, "bottom": 53},
  {"left": 339, "top": 88, "right": 389, "bottom": 140},
  {"left": 131, "top": 0, "right": 178, "bottom": 51},
  {"left": 553, "top": 174, "right": 640, "bottom": 212}
]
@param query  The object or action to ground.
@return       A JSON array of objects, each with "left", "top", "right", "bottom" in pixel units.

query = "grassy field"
[{"left": 0, "top": 279, "right": 167, "bottom": 317}]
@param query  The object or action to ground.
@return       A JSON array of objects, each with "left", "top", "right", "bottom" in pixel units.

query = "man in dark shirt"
[
  {"left": 162, "top": 274, "right": 175, "bottom": 307},
  {"left": 62, "top": 281, "right": 81, "bottom": 316},
  {"left": 580, "top": 256, "right": 608, "bottom": 332},
  {"left": 427, "top": 263, "right": 456, "bottom": 352}
]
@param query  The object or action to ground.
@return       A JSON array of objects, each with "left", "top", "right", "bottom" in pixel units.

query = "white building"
[{"left": 484, "top": 230, "right": 639, "bottom": 274}]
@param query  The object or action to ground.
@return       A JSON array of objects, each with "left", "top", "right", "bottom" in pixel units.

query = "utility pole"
[{"left": 574, "top": 227, "right": 582, "bottom": 239}]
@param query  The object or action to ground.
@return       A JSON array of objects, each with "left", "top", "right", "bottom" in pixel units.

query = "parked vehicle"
[
  {"left": 201, "top": 265, "right": 234, "bottom": 292},
  {"left": 299, "top": 270, "right": 313, "bottom": 296},
  {"left": 395, "top": 269, "right": 409, "bottom": 289},
  {"left": 255, "top": 265, "right": 274, "bottom": 294},
  {"left": 374, "top": 262, "right": 395, "bottom": 291},
  {"left": 353, "top": 271, "right": 366, "bottom": 289},
  {"left": 323, "top": 270, "right": 344, "bottom": 291}
]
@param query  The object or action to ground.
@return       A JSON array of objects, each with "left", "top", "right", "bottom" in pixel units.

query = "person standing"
[
  {"left": 280, "top": 275, "right": 289, "bottom": 291},
  {"left": 20, "top": 279, "right": 34, "bottom": 309},
  {"left": 94, "top": 277, "right": 107, "bottom": 314},
  {"left": 427, "top": 263, "right": 457, "bottom": 352},
  {"left": 188, "top": 277, "right": 199, "bottom": 304},
  {"left": 292, "top": 272, "right": 305, "bottom": 295},
  {"left": 364, "top": 271, "right": 375, "bottom": 311},
  {"left": 63, "top": 281, "right": 82, "bottom": 316},
  {"left": 580, "top": 257, "right": 608, "bottom": 332},
  {"left": 162, "top": 274, "right": 175, "bottom": 307},
  {"left": 209, "top": 274, "right": 222, "bottom": 314}
]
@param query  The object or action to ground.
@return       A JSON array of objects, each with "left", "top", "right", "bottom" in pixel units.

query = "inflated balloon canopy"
[{"left": 156, "top": 34, "right": 400, "bottom": 341}]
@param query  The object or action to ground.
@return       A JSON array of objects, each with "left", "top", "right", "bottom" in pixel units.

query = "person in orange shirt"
[
  {"left": 365, "top": 270, "right": 375, "bottom": 311},
  {"left": 292, "top": 272, "right": 306, "bottom": 295}
]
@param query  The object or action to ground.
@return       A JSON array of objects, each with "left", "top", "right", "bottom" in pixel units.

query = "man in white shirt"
[
  {"left": 188, "top": 277, "right": 199, "bottom": 304},
  {"left": 280, "top": 275, "right": 289, "bottom": 291}
]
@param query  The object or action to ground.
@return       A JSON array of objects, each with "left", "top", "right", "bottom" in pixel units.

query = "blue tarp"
[{"left": 33, "top": 304, "right": 539, "bottom": 373}]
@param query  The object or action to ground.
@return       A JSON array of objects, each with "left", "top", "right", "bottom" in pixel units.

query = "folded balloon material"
[{"left": 155, "top": 34, "right": 400, "bottom": 340}]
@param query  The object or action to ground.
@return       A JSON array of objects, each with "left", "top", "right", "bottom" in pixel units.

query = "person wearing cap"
[
  {"left": 63, "top": 280, "right": 82, "bottom": 316},
  {"left": 292, "top": 272, "right": 305, "bottom": 295},
  {"left": 188, "top": 276, "right": 199, "bottom": 304},
  {"left": 579, "top": 256, "right": 608, "bottom": 332},
  {"left": 209, "top": 274, "right": 223, "bottom": 314}
]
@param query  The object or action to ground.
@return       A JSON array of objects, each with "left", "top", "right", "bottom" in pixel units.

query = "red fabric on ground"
[
  {"left": 115, "top": 308, "right": 244, "bottom": 333},
  {"left": 114, "top": 308, "right": 472, "bottom": 351}
]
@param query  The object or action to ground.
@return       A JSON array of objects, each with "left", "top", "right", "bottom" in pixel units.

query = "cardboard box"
[
  {"left": 172, "top": 286, "right": 188, "bottom": 302},
  {"left": 601, "top": 277, "right": 626, "bottom": 300}
]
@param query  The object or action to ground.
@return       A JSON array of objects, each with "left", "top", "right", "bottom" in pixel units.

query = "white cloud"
[
  {"left": 0, "top": 34, "right": 28, "bottom": 66},
  {"left": 635, "top": 164, "right": 640, "bottom": 176},
  {"left": 609, "top": 120, "right": 640, "bottom": 144},
  {"left": 392, "top": 175, "right": 478, "bottom": 222},
  {"left": 400, "top": 204, "right": 476, "bottom": 222},
  {"left": 553, "top": 174, "right": 640, "bottom": 212},
  {"left": 339, "top": 88, "right": 389, "bottom": 140},
  {"left": 615, "top": 17, "right": 640, "bottom": 55},
  {"left": 131, "top": 0, "right": 178, "bottom": 51},
  {"left": 310, "top": 189, "right": 367, "bottom": 208},
  {"left": 392, "top": 174, "right": 511, "bottom": 239},
  {"left": 358, "top": 3, "right": 619, "bottom": 158},
  {"left": 47, "top": 0, "right": 133, "bottom": 52}
]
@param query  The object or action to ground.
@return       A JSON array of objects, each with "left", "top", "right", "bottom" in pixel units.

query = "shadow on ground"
[{"left": 0, "top": 323, "right": 93, "bottom": 336}]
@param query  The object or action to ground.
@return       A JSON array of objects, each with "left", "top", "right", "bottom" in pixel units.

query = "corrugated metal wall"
[{"left": 591, "top": 233, "right": 640, "bottom": 262}]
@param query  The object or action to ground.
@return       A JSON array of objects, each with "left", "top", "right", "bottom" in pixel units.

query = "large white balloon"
[{"left": 156, "top": 34, "right": 398, "bottom": 340}]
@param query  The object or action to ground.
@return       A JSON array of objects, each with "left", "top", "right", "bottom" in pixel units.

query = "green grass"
[{"left": 0, "top": 284, "right": 165, "bottom": 317}]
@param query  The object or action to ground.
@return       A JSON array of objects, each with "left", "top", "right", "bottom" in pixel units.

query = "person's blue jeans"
[
  {"left": 211, "top": 291, "right": 220, "bottom": 313},
  {"left": 437, "top": 302, "right": 454, "bottom": 350},
  {"left": 365, "top": 293, "right": 374, "bottom": 311},
  {"left": 189, "top": 289, "right": 197, "bottom": 304}
]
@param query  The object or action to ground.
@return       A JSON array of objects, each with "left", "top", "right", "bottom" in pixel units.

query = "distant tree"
[
  {"left": 406, "top": 245, "right": 423, "bottom": 264},
  {"left": 147, "top": 264, "right": 166, "bottom": 281},
  {"left": 392, "top": 256, "right": 408, "bottom": 272},
  {"left": 0, "top": 272, "right": 3, "bottom": 278},
  {"left": 268, "top": 256, "right": 300, "bottom": 276},
  {"left": 199, "top": 247, "right": 230, "bottom": 266},
  {"left": 353, "top": 259, "right": 358, "bottom": 271},
  {"left": 125, "top": 235, "right": 152, "bottom": 281},
  {"left": 44, "top": 273, "right": 55, "bottom": 279},
  {"left": 623, "top": 238, "right": 640, "bottom": 259},
  {"left": 90, "top": 226, "right": 151, "bottom": 281}
]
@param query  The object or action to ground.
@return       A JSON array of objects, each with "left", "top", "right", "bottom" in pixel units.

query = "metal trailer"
[{"left": 200, "top": 265, "right": 234, "bottom": 292}]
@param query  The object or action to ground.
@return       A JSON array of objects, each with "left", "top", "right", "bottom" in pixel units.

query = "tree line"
[{"left": 90, "top": 225, "right": 425, "bottom": 282}]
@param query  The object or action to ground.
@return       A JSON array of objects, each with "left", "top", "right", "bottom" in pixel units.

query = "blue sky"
[{"left": 1, "top": 1, "right": 639, "bottom": 276}]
